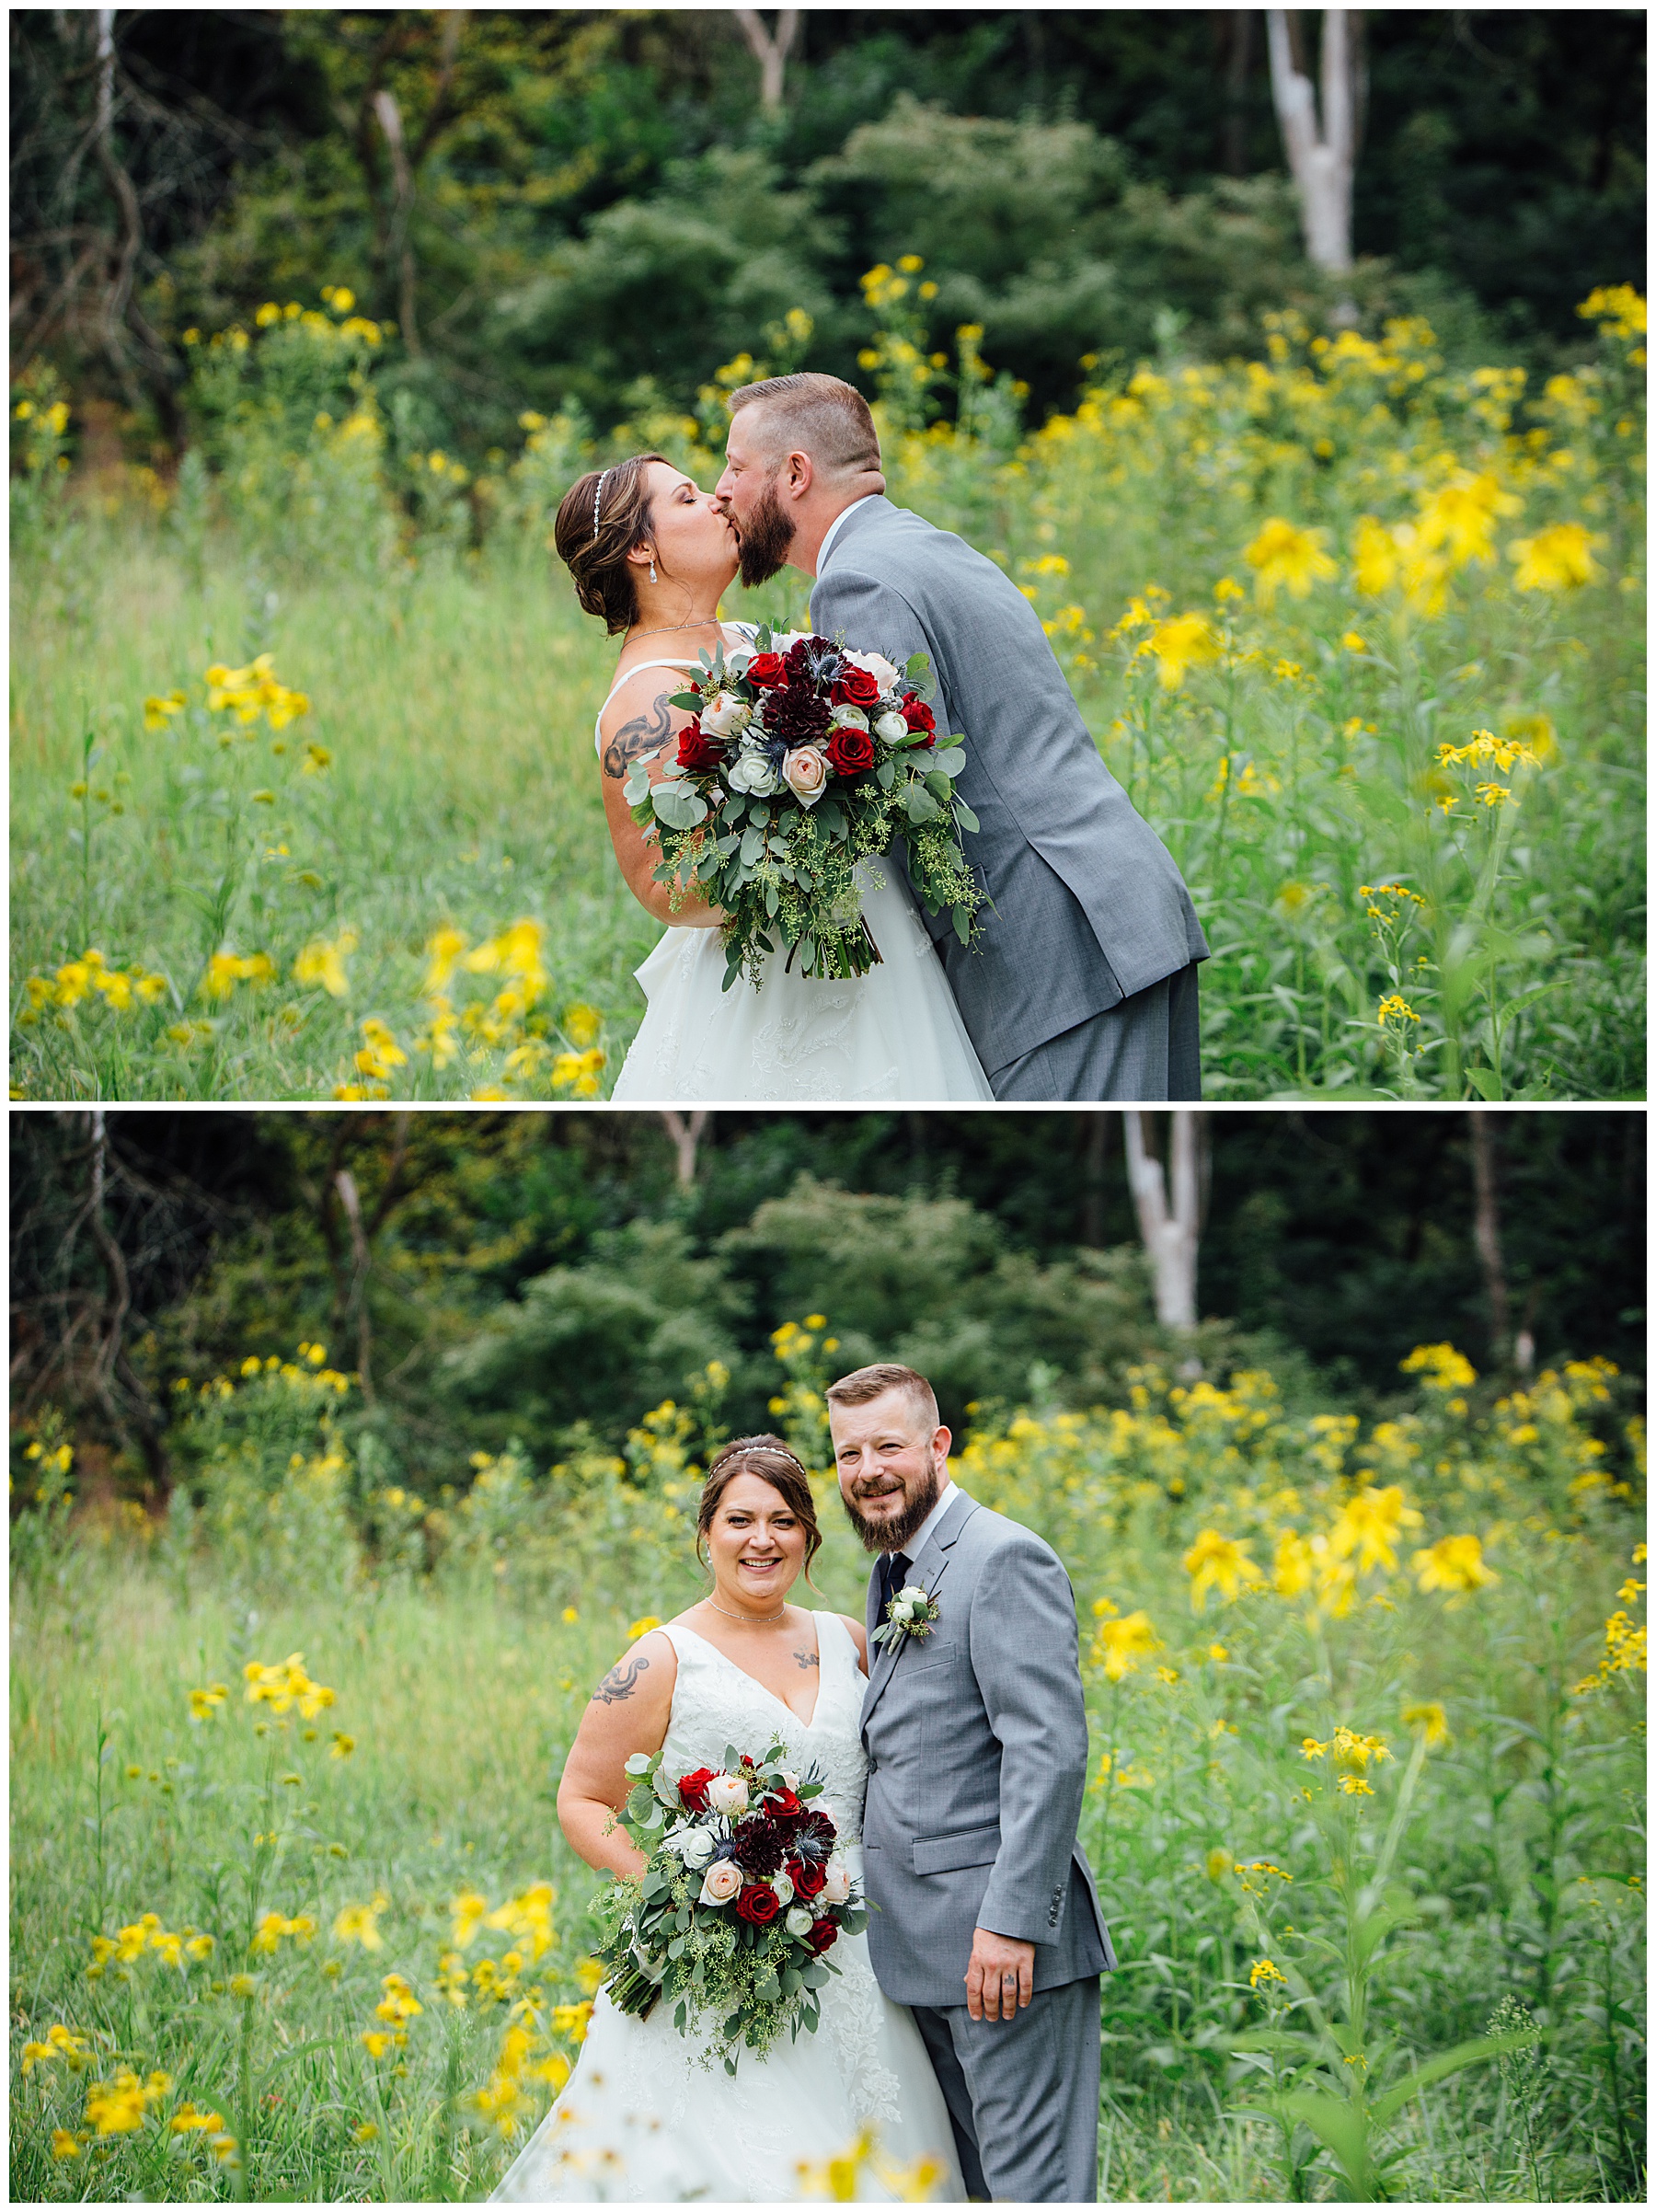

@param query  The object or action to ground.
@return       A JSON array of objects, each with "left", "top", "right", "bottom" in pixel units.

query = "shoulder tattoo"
[
  {"left": 794, "top": 1649, "right": 819, "bottom": 1671},
  {"left": 592, "top": 1653, "right": 650, "bottom": 1704},
  {"left": 602, "top": 692, "right": 673, "bottom": 779}
]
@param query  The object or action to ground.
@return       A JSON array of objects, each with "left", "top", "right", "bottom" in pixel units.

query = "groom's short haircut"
[
  {"left": 825, "top": 1363, "right": 939, "bottom": 1434},
  {"left": 727, "top": 373, "right": 881, "bottom": 478}
]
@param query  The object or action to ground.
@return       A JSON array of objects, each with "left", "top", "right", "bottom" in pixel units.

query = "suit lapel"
[{"left": 860, "top": 1490, "right": 976, "bottom": 1734}]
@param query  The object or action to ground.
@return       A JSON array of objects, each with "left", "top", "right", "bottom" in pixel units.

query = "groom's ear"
[{"left": 783, "top": 449, "right": 814, "bottom": 501}]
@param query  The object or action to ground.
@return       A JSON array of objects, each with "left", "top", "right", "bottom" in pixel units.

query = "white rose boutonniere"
[{"left": 871, "top": 1582, "right": 941, "bottom": 1651}]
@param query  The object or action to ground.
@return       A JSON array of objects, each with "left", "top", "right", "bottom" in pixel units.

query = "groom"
[
  {"left": 826, "top": 1362, "right": 1113, "bottom": 2203},
  {"left": 714, "top": 371, "right": 1208, "bottom": 1100}
]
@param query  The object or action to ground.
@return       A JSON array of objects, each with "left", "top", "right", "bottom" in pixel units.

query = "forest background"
[
  {"left": 12, "top": 1106, "right": 1645, "bottom": 1498},
  {"left": 12, "top": 9, "right": 1648, "bottom": 451}
]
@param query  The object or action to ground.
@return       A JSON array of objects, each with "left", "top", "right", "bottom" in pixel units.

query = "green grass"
[{"left": 10, "top": 1343, "right": 1645, "bottom": 2199}]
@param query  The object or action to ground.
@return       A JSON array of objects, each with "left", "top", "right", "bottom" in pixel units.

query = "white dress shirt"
[
  {"left": 887, "top": 1478, "right": 960, "bottom": 1569},
  {"left": 814, "top": 492, "right": 878, "bottom": 578}
]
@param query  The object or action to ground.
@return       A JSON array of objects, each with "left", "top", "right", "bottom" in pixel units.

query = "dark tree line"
[
  {"left": 10, "top": 10, "right": 1644, "bottom": 453},
  {"left": 10, "top": 1108, "right": 1643, "bottom": 1496}
]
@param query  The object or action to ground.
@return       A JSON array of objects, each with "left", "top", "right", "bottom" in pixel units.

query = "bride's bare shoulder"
[{"left": 834, "top": 1611, "right": 870, "bottom": 1675}]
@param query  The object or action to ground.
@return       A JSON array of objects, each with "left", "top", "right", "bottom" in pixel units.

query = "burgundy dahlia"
[
  {"left": 730, "top": 1818, "right": 788, "bottom": 1877},
  {"left": 763, "top": 681, "right": 832, "bottom": 751}
]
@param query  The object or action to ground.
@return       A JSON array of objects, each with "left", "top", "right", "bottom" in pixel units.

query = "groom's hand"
[{"left": 964, "top": 1928, "right": 1035, "bottom": 2022}]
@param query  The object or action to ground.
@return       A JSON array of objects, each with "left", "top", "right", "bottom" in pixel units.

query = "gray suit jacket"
[
  {"left": 859, "top": 1489, "right": 1116, "bottom": 2009},
  {"left": 811, "top": 496, "right": 1208, "bottom": 1073}
]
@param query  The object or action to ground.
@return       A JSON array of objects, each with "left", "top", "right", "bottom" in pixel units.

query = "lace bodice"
[{"left": 660, "top": 1615, "right": 867, "bottom": 1846}]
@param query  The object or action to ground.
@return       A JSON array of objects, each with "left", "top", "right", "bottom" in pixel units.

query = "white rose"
[
  {"left": 873, "top": 710, "right": 910, "bottom": 744},
  {"left": 821, "top": 1859, "right": 852, "bottom": 1907},
  {"left": 829, "top": 703, "right": 868, "bottom": 732},
  {"left": 781, "top": 1770, "right": 799, "bottom": 1793},
  {"left": 698, "top": 1859, "right": 742, "bottom": 1906},
  {"left": 679, "top": 1826, "right": 716, "bottom": 1868},
  {"left": 845, "top": 649, "right": 903, "bottom": 691},
  {"left": 785, "top": 1906, "right": 815, "bottom": 1938},
  {"left": 782, "top": 746, "right": 829, "bottom": 807},
  {"left": 702, "top": 690, "right": 751, "bottom": 740},
  {"left": 707, "top": 1773, "right": 750, "bottom": 1815},
  {"left": 771, "top": 1871, "right": 796, "bottom": 1906},
  {"left": 726, "top": 755, "right": 778, "bottom": 798},
  {"left": 897, "top": 1584, "right": 931, "bottom": 1615}
]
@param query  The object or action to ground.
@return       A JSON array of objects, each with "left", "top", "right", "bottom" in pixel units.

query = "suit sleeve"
[
  {"left": 969, "top": 1531, "right": 1090, "bottom": 1946},
  {"left": 811, "top": 565, "right": 947, "bottom": 714}
]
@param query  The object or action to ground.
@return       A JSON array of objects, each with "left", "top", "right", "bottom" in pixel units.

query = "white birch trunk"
[
  {"left": 1123, "top": 1112, "right": 1201, "bottom": 1333},
  {"left": 1266, "top": 9, "right": 1357, "bottom": 278},
  {"left": 735, "top": 10, "right": 800, "bottom": 113}
]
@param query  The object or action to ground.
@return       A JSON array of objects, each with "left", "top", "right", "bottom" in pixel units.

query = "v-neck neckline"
[{"left": 673, "top": 1615, "right": 826, "bottom": 1731}]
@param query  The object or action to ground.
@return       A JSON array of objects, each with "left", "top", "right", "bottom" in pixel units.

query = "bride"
[
  {"left": 491, "top": 1437, "right": 964, "bottom": 2204},
  {"left": 551, "top": 456, "right": 991, "bottom": 1102}
]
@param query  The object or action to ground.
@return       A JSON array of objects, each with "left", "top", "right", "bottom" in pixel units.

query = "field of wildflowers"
[
  {"left": 11, "top": 1320, "right": 1644, "bottom": 2200},
  {"left": 9, "top": 275, "right": 1644, "bottom": 1100}
]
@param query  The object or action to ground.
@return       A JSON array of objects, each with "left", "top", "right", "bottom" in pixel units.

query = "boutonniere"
[{"left": 872, "top": 1583, "right": 941, "bottom": 1651}]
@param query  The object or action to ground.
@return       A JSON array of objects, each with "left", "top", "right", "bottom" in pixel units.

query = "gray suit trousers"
[
  {"left": 912, "top": 1977, "right": 1101, "bottom": 2203},
  {"left": 988, "top": 960, "right": 1202, "bottom": 1101}
]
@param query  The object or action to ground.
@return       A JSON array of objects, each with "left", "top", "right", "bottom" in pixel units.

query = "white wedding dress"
[
  {"left": 599, "top": 632, "right": 992, "bottom": 1102},
  {"left": 491, "top": 1616, "right": 964, "bottom": 2203}
]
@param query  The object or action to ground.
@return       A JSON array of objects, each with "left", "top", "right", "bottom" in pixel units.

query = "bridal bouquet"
[
  {"left": 594, "top": 1738, "right": 866, "bottom": 2074},
  {"left": 622, "top": 628, "right": 983, "bottom": 990}
]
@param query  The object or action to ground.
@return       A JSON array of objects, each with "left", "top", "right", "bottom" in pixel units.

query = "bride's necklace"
[
  {"left": 625, "top": 615, "right": 723, "bottom": 645},
  {"left": 705, "top": 1596, "right": 787, "bottom": 1624}
]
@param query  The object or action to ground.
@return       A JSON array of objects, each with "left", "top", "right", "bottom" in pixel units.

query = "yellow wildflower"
[
  {"left": 1412, "top": 1534, "right": 1498, "bottom": 1594},
  {"left": 1402, "top": 1700, "right": 1451, "bottom": 1746},
  {"left": 1182, "top": 1529, "right": 1265, "bottom": 1608},
  {"left": 1249, "top": 1959, "right": 1287, "bottom": 1989},
  {"left": 1509, "top": 522, "right": 1604, "bottom": 592},
  {"left": 1244, "top": 518, "right": 1337, "bottom": 605},
  {"left": 293, "top": 930, "right": 358, "bottom": 998},
  {"left": 1090, "top": 1609, "right": 1159, "bottom": 1681}
]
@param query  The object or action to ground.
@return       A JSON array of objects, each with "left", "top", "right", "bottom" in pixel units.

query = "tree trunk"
[
  {"left": 735, "top": 10, "right": 800, "bottom": 112},
  {"left": 86, "top": 1108, "right": 167, "bottom": 1491},
  {"left": 1266, "top": 8, "right": 1361, "bottom": 307},
  {"left": 660, "top": 1111, "right": 709, "bottom": 1189},
  {"left": 372, "top": 88, "right": 420, "bottom": 357},
  {"left": 1217, "top": 9, "right": 1254, "bottom": 176},
  {"left": 1468, "top": 1110, "right": 1512, "bottom": 1370},
  {"left": 1123, "top": 1112, "right": 1203, "bottom": 1333}
]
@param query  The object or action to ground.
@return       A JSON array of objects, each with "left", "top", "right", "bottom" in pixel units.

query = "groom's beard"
[
  {"left": 735, "top": 478, "right": 795, "bottom": 587},
  {"left": 842, "top": 1460, "right": 944, "bottom": 1557}
]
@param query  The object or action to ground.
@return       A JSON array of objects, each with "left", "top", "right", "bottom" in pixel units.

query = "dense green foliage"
[
  {"left": 10, "top": 1109, "right": 1645, "bottom": 1493},
  {"left": 11, "top": 11, "right": 1646, "bottom": 455}
]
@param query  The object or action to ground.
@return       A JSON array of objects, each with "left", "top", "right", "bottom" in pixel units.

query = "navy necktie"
[{"left": 879, "top": 1550, "right": 912, "bottom": 1620}]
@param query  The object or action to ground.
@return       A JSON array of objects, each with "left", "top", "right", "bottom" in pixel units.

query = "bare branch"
[{"left": 734, "top": 10, "right": 800, "bottom": 112}]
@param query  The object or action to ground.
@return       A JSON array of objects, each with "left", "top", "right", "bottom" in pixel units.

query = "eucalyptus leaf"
[{"left": 652, "top": 784, "right": 708, "bottom": 831}]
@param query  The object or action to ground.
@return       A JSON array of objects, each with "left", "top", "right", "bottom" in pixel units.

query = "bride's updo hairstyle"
[
  {"left": 554, "top": 452, "right": 672, "bottom": 635},
  {"left": 697, "top": 1435, "right": 822, "bottom": 1580}
]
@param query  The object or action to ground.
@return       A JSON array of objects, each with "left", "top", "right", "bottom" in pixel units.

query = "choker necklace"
[{"left": 706, "top": 1596, "right": 787, "bottom": 1624}]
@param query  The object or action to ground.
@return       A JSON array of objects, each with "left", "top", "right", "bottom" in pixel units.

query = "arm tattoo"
[
  {"left": 794, "top": 1650, "right": 820, "bottom": 1671},
  {"left": 591, "top": 1655, "right": 650, "bottom": 1704},
  {"left": 603, "top": 694, "right": 673, "bottom": 779}
]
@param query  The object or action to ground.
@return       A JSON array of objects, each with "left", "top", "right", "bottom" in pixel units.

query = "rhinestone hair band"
[{"left": 590, "top": 467, "right": 611, "bottom": 545}]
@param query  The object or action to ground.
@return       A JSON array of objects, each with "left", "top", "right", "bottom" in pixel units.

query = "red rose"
[
  {"left": 804, "top": 1918, "right": 839, "bottom": 1955},
  {"left": 900, "top": 694, "right": 937, "bottom": 746},
  {"left": 746, "top": 652, "right": 788, "bottom": 688},
  {"left": 765, "top": 1786, "right": 802, "bottom": 1817},
  {"left": 737, "top": 1883, "right": 783, "bottom": 1927},
  {"left": 826, "top": 725, "right": 875, "bottom": 777},
  {"left": 832, "top": 666, "right": 881, "bottom": 708},
  {"left": 676, "top": 722, "right": 724, "bottom": 772},
  {"left": 790, "top": 1858, "right": 827, "bottom": 1900},
  {"left": 677, "top": 1767, "right": 718, "bottom": 1812}
]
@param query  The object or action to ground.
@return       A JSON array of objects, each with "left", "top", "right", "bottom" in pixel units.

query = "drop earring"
[{"left": 650, "top": 558, "right": 658, "bottom": 583}]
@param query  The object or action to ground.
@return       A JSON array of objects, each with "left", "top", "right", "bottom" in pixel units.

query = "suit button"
[{"left": 867, "top": 1758, "right": 879, "bottom": 1775}]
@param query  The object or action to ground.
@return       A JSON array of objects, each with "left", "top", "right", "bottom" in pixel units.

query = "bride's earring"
[{"left": 650, "top": 557, "right": 658, "bottom": 583}]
